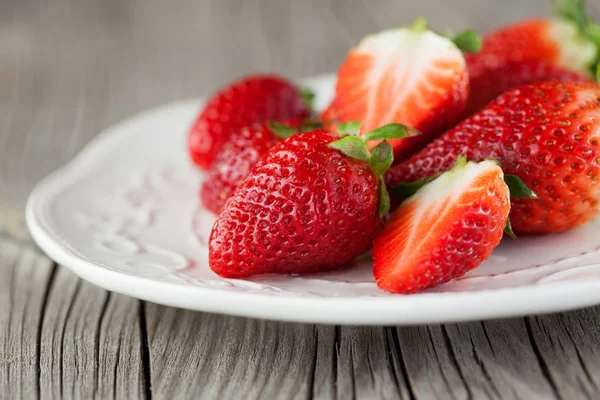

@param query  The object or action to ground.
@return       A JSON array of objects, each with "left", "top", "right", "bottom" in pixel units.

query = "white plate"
[{"left": 26, "top": 73, "right": 600, "bottom": 325}]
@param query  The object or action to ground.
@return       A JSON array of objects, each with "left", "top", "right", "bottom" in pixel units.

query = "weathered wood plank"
[
  {"left": 39, "top": 267, "right": 145, "bottom": 400},
  {"left": 442, "top": 320, "right": 559, "bottom": 400},
  {"left": 394, "top": 325, "right": 469, "bottom": 399},
  {"left": 145, "top": 305, "right": 328, "bottom": 399},
  {"left": 0, "top": 237, "right": 54, "bottom": 399},
  {"left": 527, "top": 310, "right": 600, "bottom": 400}
]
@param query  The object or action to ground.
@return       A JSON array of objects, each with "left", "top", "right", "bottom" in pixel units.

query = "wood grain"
[{"left": 3, "top": 0, "right": 600, "bottom": 399}]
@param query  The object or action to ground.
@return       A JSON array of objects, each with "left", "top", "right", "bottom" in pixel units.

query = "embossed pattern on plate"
[{"left": 26, "top": 74, "right": 600, "bottom": 325}]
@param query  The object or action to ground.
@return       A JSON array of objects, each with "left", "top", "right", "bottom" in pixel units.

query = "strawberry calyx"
[
  {"left": 409, "top": 17, "right": 481, "bottom": 53},
  {"left": 268, "top": 119, "right": 323, "bottom": 139},
  {"left": 555, "top": 0, "right": 600, "bottom": 75},
  {"left": 452, "top": 30, "right": 483, "bottom": 53},
  {"left": 391, "top": 156, "right": 537, "bottom": 238},
  {"left": 329, "top": 122, "right": 422, "bottom": 218}
]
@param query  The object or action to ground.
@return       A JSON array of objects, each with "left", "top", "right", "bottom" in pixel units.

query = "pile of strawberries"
[{"left": 188, "top": 0, "right": 600, "bottom": 294}]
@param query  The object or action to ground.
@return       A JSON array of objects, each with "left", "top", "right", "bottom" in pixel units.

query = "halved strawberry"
[
  {"left": 373, "top": 158, "right": 511, "bottom": 294},
  {"left": 330, "top": 20, "right": 474, "bottom": 162}
]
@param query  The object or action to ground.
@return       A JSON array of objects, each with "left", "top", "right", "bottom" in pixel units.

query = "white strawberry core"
[{"left": 549, "top": 19, "right": 596, "bottom": 76}]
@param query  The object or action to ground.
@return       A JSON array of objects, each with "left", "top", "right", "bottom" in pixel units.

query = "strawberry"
[
  {"left": 200, "top": 119, "right": 316, "bottom": 214},
  {"left": 373, "top": 159, "right": 511, "bottom": 294},
  {"left": 464, "top": 0, "right": 600, "bottom": 116},
  {"left": 465, "top": 59, "right": 591, "bottom": 117},
  {"left": 326, "top": 20, "right": 476, "bottom": 162},
  {"left": 209, "top": 123, "right": 415, "bottom": 278},
  {"left": 187, "top": 75, "right": 311, "bottom": 170},
  {"left": 386, "top": 80, "right": 600, "bottom": 234}
]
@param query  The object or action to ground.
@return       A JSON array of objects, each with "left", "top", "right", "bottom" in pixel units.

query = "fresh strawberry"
[
  {"left": 209, "top": 123, "right": 415, "bottom": 278},
  {"left": 386, "top": 80, "right": 600, "bottom": 234},
  {"left": 464, "top": 59, "right": 591, "bottom": 117},
  {"left": 373, "top": 159, "right": 511, "bottom": 294},
  {"left": 201, "top": 119, "right": 316, "bottom": 214},
  {"left": 327, "top": 20, "right": 476, "bottom": 162},
  {"left": 464, "top": 0, "right": 600, "bottom": 116},
  {"left": 187, "top": 75, "right": 311, "bottom": 170}
]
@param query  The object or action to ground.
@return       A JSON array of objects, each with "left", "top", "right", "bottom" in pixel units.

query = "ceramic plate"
[{"left": 26, "top": 73, "right": 600, "bottom": 325}]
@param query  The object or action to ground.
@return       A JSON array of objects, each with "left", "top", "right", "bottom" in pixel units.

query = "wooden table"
[{"left": 2, "top": 0, "right": 600, "bottom": 398}]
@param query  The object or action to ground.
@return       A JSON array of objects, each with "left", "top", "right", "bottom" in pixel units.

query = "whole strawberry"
[
  {"left": 386, "top": 80, "right": 600, "bottom": 234},
  {"left": 209, "top": 123, "right": 415, "bottom": 278},
  {"left": 324, "top": 20, "right": 478, "bottom": 162},
  {"left": 374, "top": 159, "right": 511, "bottom": 294},
  {"left": 187, "top": 75, "right": 311, "bottom": 170},
  {"left": 201, "top": 119, "right": 315, "bottom": 214},
  {"left": 463, "top": 0, "right": 599, "bottom": 116}
]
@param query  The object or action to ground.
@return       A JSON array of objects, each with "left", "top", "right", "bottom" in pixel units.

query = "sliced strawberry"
[
  {"left": 373, "top": 159, "right": 510, "bottom": 294},
  {"left": 332, "top": 21, "right": 470, "bottom": 162}
]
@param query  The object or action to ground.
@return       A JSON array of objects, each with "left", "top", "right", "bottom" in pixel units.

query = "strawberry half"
[
  {"left": 187, "top": 75, "right": 311, "bottom": 170},
  {"left": 373, "top": 158, "right": 511, "bottom": 294},
  {"left": 327, "top": 20, "right": 475, "bottom": 162},
  {"left": 209, "top": 122, "right": 416, "bottom": 278},
  {"left": 386, "top": 80, "right": 600, "bottom": 234},
  {"left": 200, "top": 119, "right": 317, "bottom": 214}
]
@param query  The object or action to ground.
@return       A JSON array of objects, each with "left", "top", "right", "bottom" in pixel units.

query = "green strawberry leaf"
[
  {"left": 390, "top": 174, "right": 439, "bottom": 199},
  {"left": 596, "top": 63, "right": 600, "bottom": 83},
  {"left": 504, "top": 219, "right": 518, "bottom": 240},
  {"left": 452, "top": 30, "right": 482, "bottom": 53},
  {"left": 328, "top": 136, "right": 370, "bottom": 161},
  {"left": 504, "top": 175, "right": 538, "bottom": 199},
  {"left": 300, "top": 88, "right": 315, "bottom": 112},
  {"left": 362, "top": 123, "right": 421, "bottom": 142},
  {"left": 337, "top": 121, "right": 362, "bottom": 137},
  {"left": 378, "top": 177, "right": 391, "bottom": 219},
  {"left": 369, "top": 141, "right": 394, "bottom": 177},
  {"left": 269, "top": 121, "right": 298, "bottom": 139}
]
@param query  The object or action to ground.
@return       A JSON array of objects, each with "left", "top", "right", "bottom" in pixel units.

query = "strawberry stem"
[{"left": 411, "top": 17, "right": 428, "bottom": 32}]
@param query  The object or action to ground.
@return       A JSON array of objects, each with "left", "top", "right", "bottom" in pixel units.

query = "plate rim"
[{"left": 25, "top": 73, "right": 600, "bottom": 325}]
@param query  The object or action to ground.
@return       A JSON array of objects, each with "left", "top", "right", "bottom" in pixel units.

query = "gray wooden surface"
[{"left": 2, "top": 0, "right": 600, "bottom": 398}]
